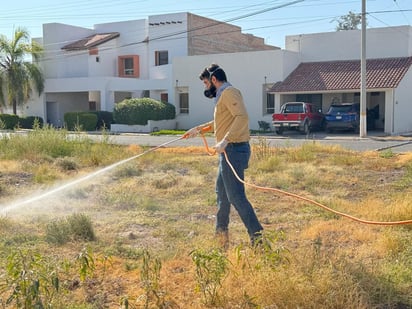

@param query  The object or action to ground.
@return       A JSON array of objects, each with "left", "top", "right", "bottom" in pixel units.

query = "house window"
[
  {"left": 179, "top": 93, "right": 189, "bottom": 114},
  {"left": 118, "top": 55, "right": 139, "bottom": 77},
  {"left": 155, "top": 50, "right": 168, "bottom": 66},
  {"left": 266, "top": 93, "right": 275, "bottom": 114},
  {"left": 160, "top": 93, "right": 169, "bottom": 102}
]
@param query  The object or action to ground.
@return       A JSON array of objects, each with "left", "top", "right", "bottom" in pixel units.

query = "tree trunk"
[{"left": 13, "top": 99, "right": 17, "bottom": 115}]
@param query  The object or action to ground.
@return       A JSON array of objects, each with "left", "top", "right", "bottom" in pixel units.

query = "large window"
[
  {"left": 179, "top": 93, "right": 189, "bottom": 114},
  {"left": 266, "top": 93, "right": 275, "bottom": 114},
  {"left": 118, "top": 55, "right": 139, "bottom": 77},
  {"left": 155, "top": 50, "right": 168, "bottom": 66}
]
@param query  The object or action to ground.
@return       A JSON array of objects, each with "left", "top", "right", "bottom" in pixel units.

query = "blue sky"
[{"left": 1, "top": 0, "right": 411, "bottom": 48}]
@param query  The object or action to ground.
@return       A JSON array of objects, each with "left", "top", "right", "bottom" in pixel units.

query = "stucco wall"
[
  {"left": 173, "top": 49, "right": 297, "bottom": 130},
  {"left": 286, "top": 26, "right": 412, "bottom": 62},
  {"left": 42, "top": 23, "right": 95, "bottom": 78},
  {"left": 94, "top": 19, "right": 149, "bottom": 79},
  {"left": 148, "top": 13, "right": 189, "bottom": 70},
  {"left": 393, "top": 68, "right": 412, "bottom": 134}
]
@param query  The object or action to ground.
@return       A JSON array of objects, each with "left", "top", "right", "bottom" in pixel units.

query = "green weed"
[
  {"left": 138, "top": 249, "right": 166, "bottom": 309},
  {"left": 190, "top": 248, "right": 229, "bottom": 306},
  {"left": 0, "top": 249, "right": 60, "bottom": 308}
]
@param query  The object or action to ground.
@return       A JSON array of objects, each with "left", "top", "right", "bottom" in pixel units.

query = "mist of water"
[{"left": 0, "top": 137, "right": 183, "bottom": 215}]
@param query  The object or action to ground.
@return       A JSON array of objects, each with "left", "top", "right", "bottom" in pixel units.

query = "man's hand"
[
  {"left": 183, "top": 127, "right": 200, "bottom": 139},
  {"left": 213, "top": 139, "right": 228, "bottom": 153}
]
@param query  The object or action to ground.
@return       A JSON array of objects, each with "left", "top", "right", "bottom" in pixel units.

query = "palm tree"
[{"left": 0, "top": 27, "right": 44, "bottom": 115}]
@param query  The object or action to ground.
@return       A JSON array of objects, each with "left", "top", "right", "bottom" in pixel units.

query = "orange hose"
[{"left": 200, "top": 133, "right": 412, "bottom": 226}]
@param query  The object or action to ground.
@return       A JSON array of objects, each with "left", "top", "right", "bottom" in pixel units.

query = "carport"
[{"left": 269, "top": 57, "right": 412, "bottom": 134}]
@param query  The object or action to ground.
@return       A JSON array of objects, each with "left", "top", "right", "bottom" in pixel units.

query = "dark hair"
[{"left": 199, "top": 63, "right": 227, "bottom": 82}]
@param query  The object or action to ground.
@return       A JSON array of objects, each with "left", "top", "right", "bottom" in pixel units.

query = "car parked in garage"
[
  {"left": 325, "top": 102, "right": 360, "bottom": 133},
  {"left": 272, "top": 102, "right": 325, "bottom": 135}
]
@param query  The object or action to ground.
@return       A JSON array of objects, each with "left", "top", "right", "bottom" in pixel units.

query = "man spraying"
[{"left": 184, "top": 64, "right": 263, "bottom": 249}]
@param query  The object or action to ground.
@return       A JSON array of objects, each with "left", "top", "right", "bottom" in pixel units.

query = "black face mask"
[{"left": 204, "top": 84, "right": 217, "bottom": 98}]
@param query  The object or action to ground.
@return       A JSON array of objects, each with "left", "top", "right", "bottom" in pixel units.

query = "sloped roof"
[
  {"left": 270, "top": 57, "right": 412, "bottom": 93},
  {"left": 62, "top": 32, "right": 120, "bottom": 51}
]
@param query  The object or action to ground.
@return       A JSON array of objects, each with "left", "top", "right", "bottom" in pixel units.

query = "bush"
[
  {"left": 19, "top": 116, "right": 44, "bottom": 129},
  {"left": 113, "top": 98, "right": 175, "bottom": 125},
  {"left": 45, "top": 213, "right": 96, "bottom": 245},
  {"left": 64, "top": 112, "right": 98, "bottom": 131},
  {"left": 90, "top": 111, "right": 113, "bottom": 130},
  {"left": 0, "top": 114, "right": 19, "bottom": 129}
]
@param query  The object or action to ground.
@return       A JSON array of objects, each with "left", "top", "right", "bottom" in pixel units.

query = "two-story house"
[{"left": 27, "top": 12, "right": 276, "bottom": 127}]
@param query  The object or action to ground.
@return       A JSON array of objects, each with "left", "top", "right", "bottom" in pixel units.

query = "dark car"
[{"left": 325, "top": 103, "right": 360, "bottom": 133}]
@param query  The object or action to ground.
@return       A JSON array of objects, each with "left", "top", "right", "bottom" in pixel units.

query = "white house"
[
  {"left": 174, "top": 26, "right": 412, "bottom": 135},
  {"left": 25, "top": 12, "right": 412, "bottom": 135},
  {"left": 26, "top": 12, "right": 275, "bottom": 128}
]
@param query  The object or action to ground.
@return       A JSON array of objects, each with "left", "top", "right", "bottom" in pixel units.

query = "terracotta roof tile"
[
  {"left": 62, "top": 32, "right": 120, "bottom": 51},
  {"left": 270, "top": 57, "right": 412, "bottom": 92}
]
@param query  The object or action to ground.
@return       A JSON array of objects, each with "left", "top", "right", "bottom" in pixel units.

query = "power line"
[{"left": 38, "top": 0, "right": 304, "bottom": 62}]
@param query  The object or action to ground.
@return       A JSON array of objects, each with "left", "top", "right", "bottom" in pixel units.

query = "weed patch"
[{"left": 0, "top": 131, "right": 411, "bottom": 308}]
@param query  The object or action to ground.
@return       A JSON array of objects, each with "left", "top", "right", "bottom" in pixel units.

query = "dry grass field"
[{"left": 0, "top": 128, "right": 411, "bottom": 308}]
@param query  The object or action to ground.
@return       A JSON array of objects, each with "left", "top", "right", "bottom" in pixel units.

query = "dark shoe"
[{"left": 250, "top": 231, "right": 264, "bottom": 248}]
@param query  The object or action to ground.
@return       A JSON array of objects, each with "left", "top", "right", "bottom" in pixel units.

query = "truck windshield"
[{"left": 283, "top": 104, "right": 304, "bottom": 113}]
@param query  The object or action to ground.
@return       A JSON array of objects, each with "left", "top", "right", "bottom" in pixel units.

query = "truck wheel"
[
  {"left": 276, "top": 128, "right": 283, "bottom": 135},
  {"left": 300, "top": 122, "right": 309, "bottom": 135}
]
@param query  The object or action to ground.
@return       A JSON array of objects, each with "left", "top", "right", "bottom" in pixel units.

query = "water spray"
[{"left": 0, "top": 136, "right": 184, "bottom": 214}]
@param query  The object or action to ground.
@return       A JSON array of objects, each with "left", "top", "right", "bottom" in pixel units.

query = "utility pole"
[{"left": 360, "top": 0, "right": 367, "bottom": 137}]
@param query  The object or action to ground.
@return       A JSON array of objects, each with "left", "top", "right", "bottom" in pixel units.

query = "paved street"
[
  {"left": 85, "top": 131, "right": 412, "bottom": 153},
  {"left": 2, "top": 130, "right": 411, "bottom": 153}
]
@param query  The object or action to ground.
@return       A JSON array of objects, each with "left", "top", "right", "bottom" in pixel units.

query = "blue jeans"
[{"left": 215, "top": 142, "right": 263, "bottom": 239}]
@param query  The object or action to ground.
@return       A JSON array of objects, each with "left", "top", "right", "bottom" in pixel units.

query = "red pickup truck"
[{"left": 272, "top": 102, "right": 325, "bottom": 135}]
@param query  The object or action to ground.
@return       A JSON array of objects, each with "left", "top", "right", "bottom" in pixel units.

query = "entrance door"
[{"left": 46, "top": 101, "right": 60, "bottom": 127}]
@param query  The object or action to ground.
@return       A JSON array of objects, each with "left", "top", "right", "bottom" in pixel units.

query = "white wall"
[
  {"left": 286, "top": 26, "right": 412, "bottom": 62},
  {"left": 148, "top": 12, "right": 189, "bottom": 70},
  {"left": 393, "top": 68, "right": 412, "bottom": 134},
  {"left": 173, "top": 50, "right": 298, "bottom": 130},
  {"left": 94, "top": 19, "right": 149, "bottom": 79},
  {"left": 88, "top": 40, "right": 118, "bottom": 77},
  {"left": 42, "top": 23, "right": 95, "bottom": 78}
]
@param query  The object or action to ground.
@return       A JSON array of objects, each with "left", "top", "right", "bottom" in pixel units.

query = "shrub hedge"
[
  {"left": 64, "top": 112, "right": 98, "bottom": 131},
  {"left": 0, "top": 114, "right": 44, "bottom": 130},
  {"left": 113, "top": 98, "right": 175, "bottom": 125},
  {"left": 90, "top": 111, "right": 113, "bottom": 130},
  {"left": 19, "top": 116, "right": 45, "bottom": 129}
]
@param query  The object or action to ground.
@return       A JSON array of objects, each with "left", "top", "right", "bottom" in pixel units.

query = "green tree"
[
  {"left": 335, "top": 11, "right": 365, "bottom": 31},
  {"left": 0, "top": 27, "right": 44, "bottom": 115}
]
